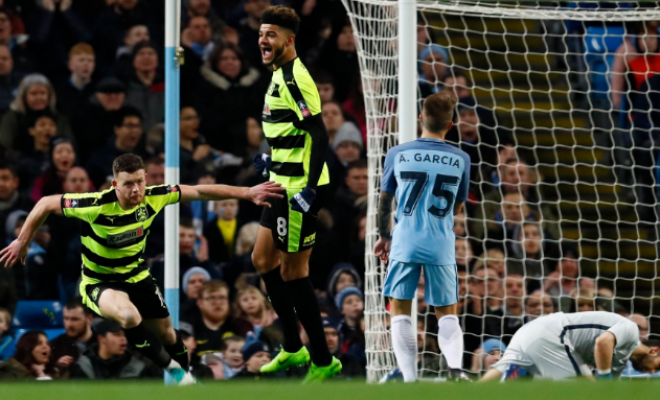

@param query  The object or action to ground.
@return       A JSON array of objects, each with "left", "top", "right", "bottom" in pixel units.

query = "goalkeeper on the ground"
[{"left": 481, "top": 311, "right": 660, "bottom": 381}]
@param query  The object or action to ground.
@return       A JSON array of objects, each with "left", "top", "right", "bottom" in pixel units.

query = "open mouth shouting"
[{"left": 261, "top": 44, "right": 274, "bottom": 64}]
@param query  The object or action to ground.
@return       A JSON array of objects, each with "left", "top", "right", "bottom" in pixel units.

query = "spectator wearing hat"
[
  {"left": 178, "top": 321, "right": 214, "bottom": 379},
  {"left": 332, "top": 122, "right": 363, "bottom": 167},
  {"left": 323, "top": 263, "right": 362, "bottom": 314},
  {"left": 0, "top": 73, "right": 74, "bottom": 155},
  {"left": 0, "top": 45, "right": 22, "bottom": 120},
  {"left": 418, "top": 44, "right": 449, "bottom": 97},
  {"left": 70, "top": 319, "right": 162, "bottom": 380},
  {"left": 322, "top": 317, "right": 364, "bottom": 377},
  {"left": 71, "top": 76, "right": 127, "bottom": 164},
  {"left": 124, "top": 41, "right": 164, "bottom": 133},
  {"left": 86, "top": 105, "right": 145, "bottom": 188},
  {"left": 54, "top": 43, "right": 96, "bottom": 121},
  {"left": 335, "top": 286, "right": 364, "bottom": 354},
  {"left": 470, "top": 338, "right": 506, "bottom": 374},
  {"left": 236, "top": 340, "right": 270, "bottom": 379},
  {"left": 180, "top": 266, "right": 211, "bottom": 326}
]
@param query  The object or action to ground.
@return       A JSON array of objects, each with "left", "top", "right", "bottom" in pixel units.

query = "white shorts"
[{"left": 493, "top": 317, "right": 593, "bottom": 380}]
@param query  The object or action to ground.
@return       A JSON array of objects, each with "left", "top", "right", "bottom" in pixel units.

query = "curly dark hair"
[{"left": 260, "top": 5, "right": 300, "bottom": 34}]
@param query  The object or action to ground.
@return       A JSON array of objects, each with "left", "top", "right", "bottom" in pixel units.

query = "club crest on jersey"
[
  {"left": 263, "top": 103, "right": 271, "bottom": 117},
  {"left": 91, "top": 287, "right": 100, "bottom": 301},
  {"left": 169, "top": 186, "right": 178, "bottom": 193},
  {"left": 267, "top": 81, "right": 279, "bottom": 97},
  {"left": 297, "top": 100, "right": 311, "bottom": 117},
  {"left": 64, "top": 198, "right": 78, "bottom": 208},
  {"left": 136, "top": 207, "right": 149, "bottom": 222}
]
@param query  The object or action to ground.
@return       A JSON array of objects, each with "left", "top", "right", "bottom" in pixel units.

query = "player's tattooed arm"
[{"left": 378, "top": 191, "right": 394, "bottom": 239}]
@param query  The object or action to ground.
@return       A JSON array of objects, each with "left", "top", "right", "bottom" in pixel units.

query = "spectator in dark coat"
[
  {"left": 124, "top": 41, "right": 164, "bottom": 132},
  {"left": 180, "top": 266, "right": 211, "bottom": 326},
  {"left": 182, "top": 0, "right": 226, "bottom": 43},
  {"left": 49, "top": 298, "right": 96, "bottom": 364},
  {"left": 0, "top": 161, "right": 33, "bottom": 247},
  {"left": 92, "top": 0, "right": 154, "bottom": 77},
  {"left": 70, "top": 320, "right": 161, "bottom": 380},
  {"left": 17, "top": 113, "right": 57, "bottom": 196},
  {"left": 332, "top": 160, "right": 367, "bottom": 253},
  {"left": 0, "top": 7, "right": 36, "bottom": 77},
  {"left": 179, "top": 106, "right": 217, "bottom": 185},
  {"left": 236, "top": 0, "right": 270, "bottom": 72},
  {"left": 319, "top": 20, "right": 360, "bottom": 102},
  {"left": 86, "top": 105, "right": 144, "bottom": 188},
  {"left": 72, "top": 77, "right": 127, "bottom": 165},
  {"left": 24, "top": 0, "right": 93, "bottom": 82},
  {"left": 204, "top": 199, "right": 243, "bottom": 265},
  {"left": 0, "top": 45, "right": 21, "bottom": 120},
  {"left": 193, "top": 43, "right": 266, "bottom": 152},
  {"left": 322, "top": 318, "right": 364, "bottom": 377},
  {"left": 235, "top": 340, "right": 270, "bottom": 379},
  {"left": 113, "top": 24, "right": 150, "bottom": 83},
  {"left": 54, "top": 43, "right": 96, "bottom": 121},
  {"left": 0, "top": 74, "right": 73, "bottom": 155}
]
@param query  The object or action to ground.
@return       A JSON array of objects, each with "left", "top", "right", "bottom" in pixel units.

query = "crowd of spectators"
[{"left": 0, "top": 0, "right": 656, "bottom": 382}]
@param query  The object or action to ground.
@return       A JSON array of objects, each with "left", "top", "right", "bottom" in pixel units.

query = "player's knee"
[
  {"left": 116, "top": 306, "right": 142, "bottom": 329},
  {"left": 280, "top": 262, "right": 308, "bottom": 281},
  {"left": 161, "top": 326, "right": 177, "bottom": 345}
]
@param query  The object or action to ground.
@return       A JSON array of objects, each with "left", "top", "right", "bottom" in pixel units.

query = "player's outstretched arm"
[
  {"left": 0, "top": 195, "right": 63, "bottom": 267},
  {"left": 594, "top": 331, "right": 616, "bottom": 379},
  {"left": 179, "top": 182, "right": 285, "bottom": 207},
  {"left": 374, "top": 191, "right": 394, "bottom": 263}
]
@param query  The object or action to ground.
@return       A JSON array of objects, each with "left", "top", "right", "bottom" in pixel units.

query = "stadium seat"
[
  {"left": 583, "top": 26, "right": 625, "bottom": 98},
  {"left": 0, "top": 328, "right": 65, "bottom": 361},
  {"left": 11, "top": 300, "right": 64, "bottom": 330}
]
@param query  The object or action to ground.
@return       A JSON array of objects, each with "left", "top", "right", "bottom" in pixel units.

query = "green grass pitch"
[{"left": 1, "top": 380, "right": 659, "bottom": 400}]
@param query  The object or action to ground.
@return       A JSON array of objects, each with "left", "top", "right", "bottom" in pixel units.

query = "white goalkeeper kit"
[{"left": 493, "top": 311, "right": 640, "bottom": 379}]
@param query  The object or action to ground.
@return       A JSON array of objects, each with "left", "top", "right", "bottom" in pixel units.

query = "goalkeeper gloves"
[
  {"left": 252, "top": 153, "right": 272, "bottom": 178},
  {"left": 290, "top": 187, "right": 316, "bottom": 213}
]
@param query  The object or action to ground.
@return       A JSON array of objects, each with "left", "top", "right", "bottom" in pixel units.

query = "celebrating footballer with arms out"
[
  {"left": 1, "top": 154, "right": 284, "bottom": 385},
  {"left": 251, "top": 5, "right": 342, "bottom": 382}
]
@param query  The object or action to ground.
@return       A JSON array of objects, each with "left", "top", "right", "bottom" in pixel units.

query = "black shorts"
[
  {"left": 81, "top": 276, "right": 170, "bottom": 320},
  {"left": 259, "top": 187, "right": 325, "bottom": 253}
]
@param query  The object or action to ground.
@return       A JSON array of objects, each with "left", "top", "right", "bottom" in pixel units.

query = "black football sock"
[
  {"left": 261, "top": 266, "right": 303, "bottom": 353},
  {"left": 164, "top": 329, "right": 189, "bottom": 371},
  {"left": 124, "top": 323, "right": 172, "bottom": 369},
  {"left": 287, "top": 277, "right": 332, "bottom": 366}
]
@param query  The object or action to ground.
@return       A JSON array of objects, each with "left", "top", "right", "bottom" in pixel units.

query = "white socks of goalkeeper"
[
  {"left": 391, "top": 315, "right": 418, "bottom": 382},
  {"left": 437, "top": 315, "right": 464, "bottom": 370}
]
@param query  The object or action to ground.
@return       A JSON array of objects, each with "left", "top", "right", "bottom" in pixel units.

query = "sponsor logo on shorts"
[
  {"left": 303, "top": 233, "right": 316, "bottom": 246},
  {"left": 297, "top": 100, "right": 311, "bottom": 117},
  {"left": 107, "top": 226, "right": 145, "bottom": 245},
  {"left": 135, "top": 207, "right": 149, "bottom": 222},
  {"left": 91, "top": 287, "right": 100, "bottom": 301}
]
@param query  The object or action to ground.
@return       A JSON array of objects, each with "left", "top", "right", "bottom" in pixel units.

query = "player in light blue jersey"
[{"left": 375, "top": 92, "right": 471, "bottom": 382}]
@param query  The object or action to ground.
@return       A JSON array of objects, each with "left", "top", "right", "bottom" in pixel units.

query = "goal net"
[{"left": 342, "top": 0, "right": 660, "bottom": 382}]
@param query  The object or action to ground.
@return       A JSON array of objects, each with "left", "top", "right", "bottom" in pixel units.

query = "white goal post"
[{"left": 342, "top": 0, "right": 660, "bottom": 383}]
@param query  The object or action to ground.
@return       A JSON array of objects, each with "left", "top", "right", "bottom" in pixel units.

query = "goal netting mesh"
[{"left": 342, "top": 0, "right": 660, "bottom": 382}]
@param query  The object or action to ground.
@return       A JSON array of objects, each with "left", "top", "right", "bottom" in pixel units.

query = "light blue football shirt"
[{"left": 381, "top": 138, "right": 471, "bottom": 265}]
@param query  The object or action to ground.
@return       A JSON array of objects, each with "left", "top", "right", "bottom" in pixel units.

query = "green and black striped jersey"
[
  {"left": 61, "top": 185, "right": 180, "bottom": 285},
  {"left": 262, "top": 58, "right": 330, "bottom": 190}
]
